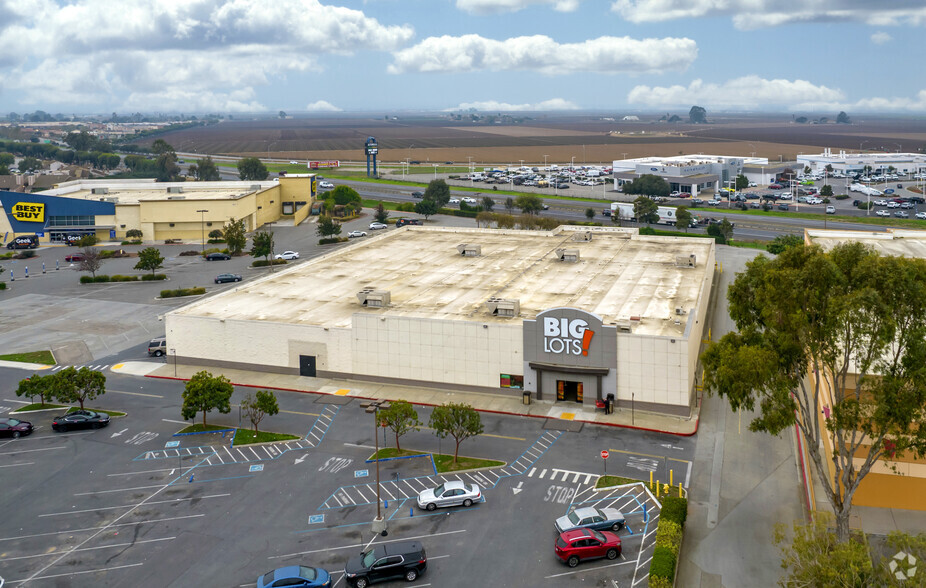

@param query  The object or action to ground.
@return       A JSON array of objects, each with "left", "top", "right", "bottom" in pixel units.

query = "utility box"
[{"left": 522, "top": 391, "right": 531, "bottom": 405}]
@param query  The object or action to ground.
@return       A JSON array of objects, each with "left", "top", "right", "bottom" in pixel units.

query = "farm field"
[{"left": 157, "top": 113, "right": 926, "bottom": 167}]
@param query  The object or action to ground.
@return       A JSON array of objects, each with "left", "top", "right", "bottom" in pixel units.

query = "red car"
[
  {"left": 554, "top": 528, "right": 621, "bottom": 567},
  {"left": 769, "top": 183, "right": 783, "bottom": 189},
  {"left": 65, "top": 253, "right": 84, "bottom": 262}
]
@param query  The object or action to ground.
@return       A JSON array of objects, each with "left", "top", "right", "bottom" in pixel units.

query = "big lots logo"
[{"left": 543, "top": 317, "right": 595, "bottom": 356}]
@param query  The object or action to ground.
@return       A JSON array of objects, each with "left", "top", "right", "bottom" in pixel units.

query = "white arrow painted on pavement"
[
  {"left": 512, "top": 481, "right": 523, "bottom": 495},
  {"left": 295, "top": 455, "right": 308, "bottom": 465},
  {"left": 660, "top": 443, "right": 684, "bottom": 450},
  {"left": 111, "top": 428, "right": 128, "bottom": 438}
]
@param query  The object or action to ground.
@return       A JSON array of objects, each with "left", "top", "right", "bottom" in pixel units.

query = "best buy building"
[
  {"left": 165, "top": 226, "right": 715, "bottom": 416},
  {"left": 0, "top": 176, "right": 317, "bottom": 245}
]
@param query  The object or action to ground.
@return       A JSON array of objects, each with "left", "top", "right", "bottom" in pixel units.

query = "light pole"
[
  {"left": 196, "top": 209, "right": 208, "bottom": 254},
  {"left": 543, "top": 155, "right": 549, "bottom": 171},
  {"left": 361, "top": 400, "right": 391, "bottom": 535},
  {"left": 570, "top": 156, "right": 576, "bottom": 169}
]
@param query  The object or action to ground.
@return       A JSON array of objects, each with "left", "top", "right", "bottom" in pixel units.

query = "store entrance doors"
[{"left": 556, "top": 380, "right": 583, "bottom": 403}]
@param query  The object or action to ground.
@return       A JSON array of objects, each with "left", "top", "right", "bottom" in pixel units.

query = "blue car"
[{"left": 258, "top": 565, "right": 331, "bottom": 588}]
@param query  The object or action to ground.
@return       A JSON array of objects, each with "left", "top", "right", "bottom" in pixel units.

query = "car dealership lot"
[{"left": 0, "top": 368, "right": 691, "bottom": 587}]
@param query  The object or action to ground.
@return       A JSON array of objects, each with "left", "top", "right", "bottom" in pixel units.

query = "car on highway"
[
  {"left": 0, "top": 417, "right": 34, "bottom": 438},
  {"left": 448, "top": 198, "right": 460, "bottom": 204},
  {"left": 275, "top": 251, "right": 300, "bottom": 260},
  {"left": 344, "top": 541, "right": 427, "bottom": 588},
  {"left": 369, "top": 222, "right": 388, "bottom": 230},
  {"left": 289, "top": 160, "right": 299, "bottom": 165},
  {"left": 555, "top": 506, "right": 625, "bottom": 534},
  {"left": 826, "top": 206, "right": 836, "bottom": 214},
  {"left": 205, "top": 252, "right": 231, "bottom": 261},
  {"left": 214, "top": 273, "right": 242, "bottom": 284},
  {"left": 258, "top": 565, "right": 331, "bottom": 588},
  {"left": 554, "top": 528, "right": 621, "bottom": 568},
  {"left": 411, "top": 191, "right": 424, "bottom": 198},
  {"left": 319, "top": 181, "right": 334, "bottom": 189},
  {"left": 417, "top": 480, "right": 484, "bottom": 510},
  {"left": 461, "top": 197, "right": 478, "bottom": 204},
  {"left": 52, "top": 409, "right": 110, "bottom": 432},
  {"left": 876, "top": 210, "right": 891, "bottom": 217},
  {"left": 348, "top": 230, "right": 367, "bottom": 238},
  {"left": 64, "top": 253, "right": 84, "bottom": 262}
]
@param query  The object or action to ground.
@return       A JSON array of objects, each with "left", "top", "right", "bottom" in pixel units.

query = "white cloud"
[
  {"left": 447, "top": 98, "right": 580, "bottom": 111},
  {"left": 0, "top": 0, "right": 413, "bottom": 109},
  {"left": 627, "top": 76, "right": 845, "bottom": 109},
  {"left": 306, "top": 100, "right": 342, "bottom": 112},
  {"left": 611, "top": 0, "right": 926, "bottom": 29},
  {"left": 853, "top": 90, "right": 926, "bottom": 111},
  {"left": 124, "top": 88, "right": 266, "bottom": 113},
  {"left": 456, "top": 0, "right": 579, "bottom": 15},
  {"left": 389, "top": 35, "right": 696, "bottom": 74},
  {"left": 871, "top": 31, "right": 892, "bottom": 44}
]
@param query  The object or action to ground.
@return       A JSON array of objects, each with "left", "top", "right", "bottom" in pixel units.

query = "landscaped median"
[
  {"left": 0, "top": 350, "right": 56, "bottom": 364},
  {"left": 368, "top": 447, "right": 504, "bottom": 474},
  {"left": 173, "top": 423, "right": 299, "bottom": 446},
  {"left": 596, "top": 476, "right": 689, "bottom": 588}
]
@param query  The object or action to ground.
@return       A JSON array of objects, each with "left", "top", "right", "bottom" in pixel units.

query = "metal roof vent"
[
  {"left": 615, "top": 320, "right": 632, "bottom": 332},
  {"left": 675, "top": 307, "right": 686, "bottom": 316},
  {"left": 676, "top": 254, "right": 696, "bottom": 268},
  {"left": 167, "top": 186, "right": 183, "bottom": 194},
  {"left": 166, "top": 195, "right": 186, "bottom": 200},
  {"left": 91, "top": 187, "right": 109, "bottom": 195},
  {"left": 485, "top": 297, "right": 520, "bottom": 318},
  {"left": 572, "top": 231, "right": 592, "bottom": 242},
  {"left": 555, "top": 248, "right": 580, "bottom": 263},
  {"left": 457, "top": 244, "right": 481, "bottom": 257},
  {"left": 250, "top": 184, "right": 261, "bottom": 191},
  {"left": 357, "top": 288, "right": 390, "bottom": 308}
]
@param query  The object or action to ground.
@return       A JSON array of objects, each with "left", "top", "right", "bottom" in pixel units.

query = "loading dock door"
[{"left": 299, "top": 355, "right": 317, "bottom": 377}]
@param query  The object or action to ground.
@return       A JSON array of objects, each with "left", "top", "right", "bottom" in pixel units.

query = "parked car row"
[{"left": 0, "top": 409, "right": 111, "bottom": 437}]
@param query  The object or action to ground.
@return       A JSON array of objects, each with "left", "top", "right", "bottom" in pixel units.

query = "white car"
[
  {"left": 274, "top": 251, "right": 299, "bottom": 260},
  {"left": 461, "top": 197, "right": 478, "bottom": 204},
  {"left": 319, "top": 181, "right": 334, "bottom": 189},
  {"left": 289, "top": 160, "right": 298, "bottom": 165},
  {"left": 874, "top": 200, "right": 887, "bottom": 206},
  {"left": 448, "top": 198, "right": 460, "bottom": 204},
  {"left": 876, "top": 210, "right": 891, "bottom": 217},
  {"left": 916, "top": 212, "right": 926, "bottom": 219},
  {"left": 369, "top": 222, "right": 388, "bottom": 230},
  {"left": 887, "top": 201, "right": 900, "bottom": 208},
  {"left": 347, "top": 230, "right": 367, "bottom": 238},
  {"left": 417, "top": 480, "right": 484, "bottom": 511}
]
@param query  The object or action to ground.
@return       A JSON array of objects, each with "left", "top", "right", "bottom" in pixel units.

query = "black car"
[
  {"left": 411, "top": 191, "right": 424, "bottom": 198},
  {"left": 0, "top": 417, "right": 33, "bottom": 438},
  {"left": 52, "top": 410, "right": 110, "bottom": 432},
  {"left": 215, "top": 273, "right": 242, "bottom": 284},
  {"left": 205, "top": 252, "right": 231, "bottom": 261},
  {"left": 344, "top": 541, "right": 427, "bottom": 588}
]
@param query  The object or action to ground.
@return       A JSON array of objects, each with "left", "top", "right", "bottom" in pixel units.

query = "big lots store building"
[{"left": 166, "top": 226, "right": 715, "bottom": 416}]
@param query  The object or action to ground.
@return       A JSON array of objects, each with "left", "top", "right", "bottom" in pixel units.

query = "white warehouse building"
[
  {"left": 165, "top": 226, "right": 715, "bottom": 416},
  {"left": 612, "top": 154, "right": 769, "bottom": 196},
  {"left": 797, "top": 148, "right": 926, "bottom": 177}
]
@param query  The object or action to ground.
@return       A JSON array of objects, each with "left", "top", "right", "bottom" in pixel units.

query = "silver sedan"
[{"left": 417, "top": 480, "right": 484, "bottom": 511}]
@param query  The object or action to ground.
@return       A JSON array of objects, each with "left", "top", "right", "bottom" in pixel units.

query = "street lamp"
[
  {"left": 361, "top": 400, "right": 391, "bottom": 536},
  {"left": 543, "top": 155, "right": 549, "bottom": 171},
  {"left": 196, "top": 209, "right": 208, "bottom": 254}
]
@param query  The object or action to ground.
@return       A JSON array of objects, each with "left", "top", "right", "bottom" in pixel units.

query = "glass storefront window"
[{"left": 500, "top": 374, "right": 524, "bottom": 389}]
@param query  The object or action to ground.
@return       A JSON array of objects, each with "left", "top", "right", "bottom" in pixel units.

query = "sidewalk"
[{"left": 133, "top": 361, "right": 700, "bottom": 436}]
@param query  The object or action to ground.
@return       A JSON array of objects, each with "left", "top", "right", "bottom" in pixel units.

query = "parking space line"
[
  {"left": 0, "top": 445, "right": 67, "bottom": 455},
  {"left": 4, "top": 562, "right": 144, "bottom": 584},
  {"left": 544, "top": 559, "right": 635, "bottom": 579},
  {"left": 0, "top": 536, "right": 175, "bottom": 562},
  {"left": 108, "top": 467, "right": 176, "bottom": 477},
  {"left": 270, "top": 529, "right": 467, "bottom": 559},
  {"left": 0, "top": 514, "right": 204, "bottom": 543},
  {"left": 38, "top": 493, "right": 230, "bottom": 517},
  {"left": 74, "top": 484, "right": 165, "bottom": 496},
  {"left": 0, "top": 462, "right": 33, "bottom": 468},
  {"left": 379, "top": 483, "right": 395, "bottom": 501},
  {"left": 109, "top": 389, "right": 163, "bottom": 398}
]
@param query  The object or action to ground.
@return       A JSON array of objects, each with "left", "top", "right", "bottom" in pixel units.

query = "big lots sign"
[{"left": 523, "top": 308, "right": 616, "bottom": 368}]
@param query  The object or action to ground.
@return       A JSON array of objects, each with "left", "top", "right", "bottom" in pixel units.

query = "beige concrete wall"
[
  {"left": 255, "top": 187, "right": 280, "bottom": 228},
  {"left": 114, "top": 205, "right": 140, "bottom": 239},
  {"left": 278, "top": 176, "right": 315, "bottom": 204},
  {"left": 141, "top": 198, "right": 249, "bottom": 241},
  {"left": 686, "top": 243, "right": 716, "bottom": 401},
  {"left": 616, "top": 332, "right": 690, "bottom": 407},
  {"left": 292, "top": 201, "right": 311, "bottom": 226}
]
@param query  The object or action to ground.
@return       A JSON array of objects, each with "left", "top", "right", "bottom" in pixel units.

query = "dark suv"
[
  {"left": 344, "top": 541, "right": 427, "bottom": 588},
  {"left": 395, "top": 218, "right": 423, "bottom": 227}
]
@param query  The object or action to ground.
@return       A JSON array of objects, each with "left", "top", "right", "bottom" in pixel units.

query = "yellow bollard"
[
  {"left": 650, "top": 470, "right": 653, "bottom": 489},
  {"left": 679, "top": 483, "right": 683, "bottom": 498},
  {"left": 670, "top": 469, "right": 673, "bottom": 486}
]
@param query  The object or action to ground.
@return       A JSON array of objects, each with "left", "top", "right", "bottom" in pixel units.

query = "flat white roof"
[
  {"left": 41, "top": 179, "right": 282, "bottom": 204},
  {"left": 172, "top": 226, "right": 713, "bottom": 337},
  {"left": 807, "top": 229, "right": 926, "bottom": 258}
]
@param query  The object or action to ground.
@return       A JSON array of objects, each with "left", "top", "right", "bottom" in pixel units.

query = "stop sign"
[{"left": 601, "top": 450, "right": 609, "bottom": 459}]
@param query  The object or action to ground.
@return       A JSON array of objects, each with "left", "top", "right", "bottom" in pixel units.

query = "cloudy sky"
[{"left": 1, "top": 0, "right": 925, "bottom": 115}]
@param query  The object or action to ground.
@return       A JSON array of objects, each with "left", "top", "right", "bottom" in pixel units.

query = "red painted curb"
[{"left": 145, "top": 374, "right": 698, "bottom": 437}]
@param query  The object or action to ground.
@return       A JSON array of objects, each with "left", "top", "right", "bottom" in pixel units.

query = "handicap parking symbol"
[
  {"left": 354, "top": 469, "right": 369, "bottom": 478},
  {"left": 309, "top": 514, "right": 325, "bottom": 524},
  {"left": 165, "top": 441, "right": 180, "bottom": 448},
  {"left": 249, "top": 464, "right": 264, "bottom": 472}
]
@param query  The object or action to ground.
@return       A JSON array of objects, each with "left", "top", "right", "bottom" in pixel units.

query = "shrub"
[
  {"left": 647, "top": 575, "right": 673, "bottom": 588},
  {"left": 121, "top": 240, "right": 143, "bottom": 245},
  {"left": 160, "top": 287, "right": 205, "bottom": 298},
  {"left": 857, "top": 201, "right": 873, "bottom": 210},
  {"left": 438, "top": 208, "right": 479, "bottom": 218},
  {"left": 0, "top": 282, "right": 5, "bottom": 290},
  {"left": 141, "top": 273, "right": 167, "bottom": 281},
  {"left": 318, "top": 237, "right": 347, "bottom": 245},
  {"left": 252, "top": 259, "right": 287, "bottom": 267},
  {"left": 80, "top": 275, "right": 94, "bottom": 284},
  {"left": 179, "top": 250, "right": 201, "bottom": 256},
  {"left": 110, "top": 275, "right": 140, "bottom": 282},
  {"left": 164, "top": 239, "right": 179, "bottom": 244},
  {"left": 15, "top": 250, "right": 36, "bottom": 259},
  {"left": 395, "top": 203, "right": 415, "bottom": 212},
  {"left": 661, "top": 496, "right": 688, "bottom": 525},
  {"left": 834, "top": 194, "right": 849, "bottom": 200},
  {"left": 93, "top": 275, "right": 109, "bottom": 282},
  {"left": 207, "top": 239, "right": 226, "bottom": 244},
  {"left": 649, "top": 546, "right": 677, "bottom": 580},
  {"left": 655, "top": 520, "right": 682, "bottom": 555}
]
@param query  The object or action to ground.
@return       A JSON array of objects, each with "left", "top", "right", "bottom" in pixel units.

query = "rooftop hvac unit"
[
  {"left": 615, "top": 320, "right": 632, "bottom": 332},
  {"left": 250, "top": 184, "right": 261, "bottom": 191},
  {"left": 572, "top": 231, "right": 592, "bottom": 242},
  {"left": 675, "top": 307, "right": 685, "bottom": 316},
  {"left": 91, "top": 187, "right": 109, "bottom": 195},
  {"left": 457, "top": 244, "right": 481, "bottom": 257},
  {"left": 357, "top": 287, "right": 391, "bottom": 308},
  {"left": 167, "top": 186, "right": 183, "bottom": 194},
  {"left": 485, "top": 297, "right": 520, "bottom": 318},
  {"left": 676, "top": 254, "right": 696, "bottom": 268},
  {"left": 555, "top": 248, "right": 580, "bottom": 263},
  {"left": 166, "top": 195, "right": 186, "bottom": 200}
]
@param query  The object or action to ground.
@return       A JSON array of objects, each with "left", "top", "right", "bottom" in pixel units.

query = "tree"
[
  {"left": 374, "top": 202, "right": 389, "bottom": 224},
  {"left": 278, "top": 110, "right": 287, "bottom": 119},
  {"left": 428, "top": 402, "right": 484, "bottom": 466},
  {"left": 820, "top": 184, "right": 833, "bottom": 197},
  {"left": 379, "top": 400, "right": 421, "bottom": 451},
  {"left": 836, "top": 111, "right": 851, "bottom": 124},
  {"left": 515, "top": 194, "right": 544, "bottom": 215},
  {"left": 701, "top": 243, "right": 926, "bottom": 542},
  {"left": 774, "top": 514, "right": 875, "bottom": 587},
  {"left": 155, "top": 152, "right": 180, "bottom": 182},
  {"left": 134, "top": 247, "right": 164, "bottom": 276},
  {"left": 223, "top": 219, "right": 247, "bottom": 255},
  {"left": 0, "top": 152, "right": 13, "bottom": 165},
  {"left": 191, "top": 156, "right": 221, "bottom": 181},
  {"left": 328, "top": 185, "right": 361, "bottom": 206},
  {"left": 125, "top": 229, "right": 143, "bottom": 240},
  {"left": 504, "top": 197, "right": 515, "bottom": 213},
  {"left": 414, "top": 198, "right": 439, "bottom": 220},
  {"left": 689, "top": 105, "right": 708, "bottom": 124},
  {"left": 481, "top": 196, "right": 495, "bottom": 212},
  {"left": 15, "top": 374, "right": 54, "bottom": 406},
  {"left": 766, "top": 234, "right": 803, "bottom": 255},
  {"left": 622, "top": 174, "right": 670, "bottom": 197},
  {"left": 423, "top": 179, "right": 451, "bottom": 208},
  {"left": 77, "top": 247, "right": 104, "bottom": 278},
  {"left": 706, "top": 219, "right": 733, "bottom": 243},
  {"left": 585, "top": 207, "right": 595, "bottom": 221},
  {"left": 250, "top": 230, "right": 275, "bottom": 267},
  {"left": 825, "top": 164, "right": 834, "bottom": 174},
  {"left": 181, "top": 370, "right": 233, "bottom": 427},
  {"left": 151, "top": 139, "right": 175, "bottom": 155},
  {"left": 675, "top": 206, "right": 692, "bottom": 232},
  {"left": 77, "top": 235, "right": 98, "bottom": 247},
  {"left": 316, "top": 215, "right": 341, "bottom": 239},
  {"left": 240, "top": 390, "right": 279, "bottom": 434},
  {"left": 237, "top": 157, "right": 268, "bottom": 181},
  {"left": 735, "top": 174, "right": 749, "bottom": 191},
  {"left": 18, "top": 156, "right": 41, "bottom": 173},
  {"left": 633, "top": 196, "right": 659, "bottom": 224},
  {"left": 208, "top": 229, "right": 224, "bottom": 240},
  {"left": 52, "top": 366, "right": 106, "bottom": 410}
]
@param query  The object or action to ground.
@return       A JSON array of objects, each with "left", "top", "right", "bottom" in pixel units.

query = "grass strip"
[
  {"left": 0, "top": 350, "right": 56, "bottom": 364},
  {"left": 12, "top": 402, "right": 67, "bottom": 412},
  {"left": 232, "top": 429, "right": 300, "bottom": 445},
  {"left": 176, "top": 423, "right": 231, "bottom": 434},
  {"left": 432, "top": 453, "right": 505, "bottom": 473},
  {"left": 369, "top": 448, "right": 427, "bottom": 459},
  {"left": 596, "top": 475, "right": 643, "bottom": 489}
]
